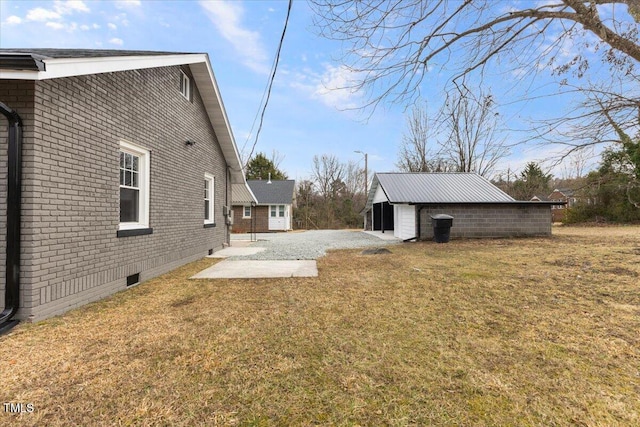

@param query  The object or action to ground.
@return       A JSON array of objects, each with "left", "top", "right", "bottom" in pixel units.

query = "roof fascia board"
[
  {"left": 188, "top": 59, "right": 244, "bottom": 183},
  {"left": 245, "top": 182, "right": 258, "bottom": 204},
  {"left": 411, "top": 201, "right": 566, "bottom": 205},
  {"left": 0, "top": 53, "right": 207, "bottom": 80}
]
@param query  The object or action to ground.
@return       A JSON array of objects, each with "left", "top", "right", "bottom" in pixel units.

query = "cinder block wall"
[
  {"left": 232, "top": 206, "right": 269, "bottom": 233},
  {"left": 1, "top": 65, "right": 230, "bottom": 321},
  {"left": 418, "top": 204, "right": 552, "bottom": 240}
]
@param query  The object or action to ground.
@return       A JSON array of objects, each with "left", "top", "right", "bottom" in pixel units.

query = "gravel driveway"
[{"left": 229, "top": 230, "right": 399, "bottom": 260}]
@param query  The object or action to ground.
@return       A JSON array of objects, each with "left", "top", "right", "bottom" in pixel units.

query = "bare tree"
[
  {"left": 312, "top": 154, "right": 346, "bottom": 227},
  {"left": 310, "top": 1, "right": 640, "bottom": 109},
  {"left": 312, "top": 154, "right": 345, "bottom": 198},
  {"left": 344, "top": 160, "right": 364, "bottom": 197},
  {"left": 395, "top": 103, "right": 454, "bottom": 173},
  {"left": 437, "top": 88, "right": 509, "bottom": 177}
]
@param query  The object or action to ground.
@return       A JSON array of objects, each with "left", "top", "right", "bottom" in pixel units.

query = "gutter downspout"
[
  {"left": 416, "top": 205, "right": 424, "bottom": 241},
  {"left": 0, "top": 102, "right": 22, "bottom": 334}
]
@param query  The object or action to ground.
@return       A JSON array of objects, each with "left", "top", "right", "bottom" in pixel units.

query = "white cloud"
[
  {"left": 109, "top": 37, "right": 124, "bottom": 46},
  {"left": 45, "top": 21, "right": 65, "bottom": 30},
  {"left": 80, "top": 24, "right": 89, "bottom": 30},
  {"left": 115, "top": 0, "right": 142, "bottom": 9},
  {"left": 108, "top": 22, "right": 117, "bottom": 30},
  {"left": 199, "top": 0, "right": 269, "bottom": 74},
  {"left": 54, "top": 1, "right": 90, "bottom": 14},
  {"left": 5, "top": 16, "right": 22, "bottom": 25},
  {"left": 314, "top": 65, "right": 363, "bottom": 109},
  {"left": 291, "top": 64, "right": 363, "bottom": 110},
  {"left": 25, "top": 1, "right": 88, "bottom": 25},
  {"left": 26, "top": 8, "right": 61, "bottom": 21}
]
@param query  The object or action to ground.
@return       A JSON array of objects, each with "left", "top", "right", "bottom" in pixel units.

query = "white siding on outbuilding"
[
  {"left": 373, "top": 184, "right": 388, "bottom": 204},
  {"left": 393, "top": 204, "right": 416, "bottom": 240}
]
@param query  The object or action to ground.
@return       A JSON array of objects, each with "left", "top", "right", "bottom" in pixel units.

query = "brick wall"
[
  {"left": 232, "top": 205, "right": 269, "bottom": 233},
  {"left": 418, "top": 204, "right": 552, "bottom": 240},
  {"left": 0, "top": 80, "right": 35, "bottom": 314},
  {"left": 1, "top": 65, "right": 231, "bottom": 321}
]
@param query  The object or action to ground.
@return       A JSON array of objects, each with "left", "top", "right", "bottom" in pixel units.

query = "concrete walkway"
[
  {"left": 192, "top": 230, "right": 398, "bottom": 280},
  {"left": 192, "top": 260, "right": 318, "bottom": 279},
  {"left": 192, "top": 240, "right": 319, "bottom": 278}
]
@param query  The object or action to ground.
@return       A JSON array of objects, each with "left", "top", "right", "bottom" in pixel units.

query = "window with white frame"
[
  {"left": 204, "top": 174, "right": 214, "bottom": 224},
  {"left": 179, "top": 70, "right": 191, "bottom": 100},
  {"left": 119, "top": 141, "right": 150, "bottom": 230},
  {"left": 243, "top": 205, "right": 251, "bottom": 218},
  {"left": 270, "top": 205, "right": 285, "bottom": 217}
]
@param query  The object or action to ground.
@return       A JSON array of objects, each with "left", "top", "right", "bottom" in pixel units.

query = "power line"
[{"left": 243, "top": 0, "right": 293, "bottom": 168}]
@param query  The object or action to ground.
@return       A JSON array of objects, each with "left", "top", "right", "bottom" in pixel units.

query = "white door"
[
  {"left": 269, "top": 205, "right": 287, "bottom": 230},
  {"left": 394, "top": 204, "right": 416, "bottom": 240}
]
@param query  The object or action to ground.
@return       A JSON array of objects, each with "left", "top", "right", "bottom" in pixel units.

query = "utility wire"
[{"left": 243, "top": 0, "right": 293, "bottom": 169}]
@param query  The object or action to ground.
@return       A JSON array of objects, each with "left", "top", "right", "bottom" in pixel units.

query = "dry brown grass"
[{"left": 1, "top": 226, "right": 640, "bottom": 426}]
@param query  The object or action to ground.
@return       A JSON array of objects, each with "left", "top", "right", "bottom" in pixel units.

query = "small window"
[
  {"left": 243, "top": 205, "right": 251, "bottom": 218},
  {"left": 270, "top": 205, "right": 277, "bottom": 217},
  {"left": 204, "top": 174, "right": 214, "bottom": 224},
  {"left": 279, "top": 205, "right": 285, "bottom": 217},
  {"left": 119, "top": 141, "right": 150, "bottom": 230},
  {"left": 179, "top": 70, "right": 191, "bottom": 100}
]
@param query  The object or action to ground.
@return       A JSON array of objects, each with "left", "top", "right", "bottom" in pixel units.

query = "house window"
[
  {"left": 243, "top": 205, "right": 251, "bottom": 218},
  {"left": 204, "top": 174, "right": 214, "bottom": 224},
  {"left": 271, "top": 205, "right": 285, "bottom": 217},
  {"left": 119, "top": 141, "right": 150, "bottom": 231},
  {"left": 180, "top": 70, "right": 191, "bottom": 100}
]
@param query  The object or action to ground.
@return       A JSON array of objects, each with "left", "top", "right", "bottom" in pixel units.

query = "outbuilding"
[
  {"left": 364, "top": 172, "right": 562, "bottom": 240},
  {"left": 232, "top": 179, "right": 296, "bottom": 232}
]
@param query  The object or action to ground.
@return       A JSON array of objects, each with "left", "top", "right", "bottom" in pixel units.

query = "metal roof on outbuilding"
[
  {"left": 247, "top": 180, "right": 295, "bottom": 205},
  {"left": 366, "top": 172, "right": 515, "bottom": 209}
]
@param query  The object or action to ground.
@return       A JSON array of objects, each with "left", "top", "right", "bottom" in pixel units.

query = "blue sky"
[{"left": 0, "top": 0, "right": 627, "bottom": 181}]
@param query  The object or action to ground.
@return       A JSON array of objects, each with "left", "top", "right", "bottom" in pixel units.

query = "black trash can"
[{"left": 431, "top": 214, "right": 454, "bottom": 243}]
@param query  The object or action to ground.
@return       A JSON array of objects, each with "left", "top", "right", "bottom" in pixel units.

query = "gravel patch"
[{"left": 229, "top": 230, "right": 400, "bottom": 260}]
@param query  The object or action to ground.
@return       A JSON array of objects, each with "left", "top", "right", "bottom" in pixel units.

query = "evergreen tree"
[{"left": 245, "top": 152, "right": 288, "bottom": 180}]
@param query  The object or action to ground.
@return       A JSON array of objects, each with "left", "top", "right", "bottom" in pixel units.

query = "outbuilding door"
[
  {"left": 269, "top": 204, "right": 288, "bottom": 230},
  {"left": 394, "top": 204, "right": 416, "bottom": 240},
  {"left": 372, "top": 202, "right": 394, "bottom": 232}
]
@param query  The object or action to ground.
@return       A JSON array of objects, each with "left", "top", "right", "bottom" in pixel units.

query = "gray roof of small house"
[
  {"left": 367, "top": 172, "right": 515, "bottom": 208},
  {"left": 247, "top": 180, "right": 295, "bottom": 205}
]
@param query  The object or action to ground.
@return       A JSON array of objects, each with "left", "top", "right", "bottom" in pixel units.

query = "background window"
[
  {"left": 204, "top": 174, "right": 214, "bottom": 224},
  {"left": 120, "top": 152, "right": 140, "bottom": 222},
  {"left": 243, "top": 205, "right": 251, "bottom": 218},
  {"left": 119, "top": 141, "right": 150, "bottom": 229},
  {"left": 180, "top": 70, "right": 191, "bottom": 100},
  {"left": 270, "top": 205, "right": 276, "bottom": 217},
  {"left": 279, "top": 205, "right": 285, "bottom": 217}
]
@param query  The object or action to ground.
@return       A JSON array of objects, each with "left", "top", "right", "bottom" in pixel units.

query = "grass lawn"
[{"left": 1, "top": 226, "right": 639, "bottom": 426}]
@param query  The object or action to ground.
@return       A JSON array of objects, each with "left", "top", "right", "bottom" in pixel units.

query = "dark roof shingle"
[{"left": 247, "top": 180, "right": 295, "bottom": 205}]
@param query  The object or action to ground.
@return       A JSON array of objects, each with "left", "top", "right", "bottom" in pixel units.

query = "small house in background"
[
  {"left": 364, "top": 172, "right": 563, "bottom": 240},
  {"left": 232, "top": 179, "right": 296, "bottom": 232},
  {"left": 548, "top": 188, "right": 578, "bottom": 222}
]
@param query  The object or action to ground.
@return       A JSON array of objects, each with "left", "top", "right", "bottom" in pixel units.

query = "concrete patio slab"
[
  {"left": 206, "top": 246, "right": 266, "bottom": 258},
  {"left": 191, "top": 260, "right": 318, "bottom": 279}
]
